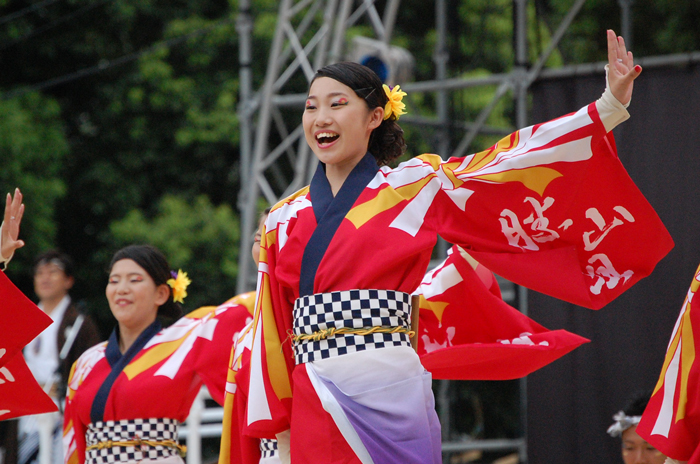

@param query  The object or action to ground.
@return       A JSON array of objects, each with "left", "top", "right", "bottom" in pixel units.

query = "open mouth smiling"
[{"left": 316, "top": 132, "right": 339, "bottom": 145}]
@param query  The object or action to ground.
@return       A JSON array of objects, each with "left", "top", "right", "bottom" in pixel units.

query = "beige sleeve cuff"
[{"left": 595, "top": 64, "right": 631, "bottom": 132}]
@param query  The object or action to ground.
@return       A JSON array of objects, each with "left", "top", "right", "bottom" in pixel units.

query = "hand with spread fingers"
[
  {"left": 1, "top": 188, "right": 26, "bottom": 263},
  {"left": 607, "top": 29, "right": 642, "bottom": 106}
]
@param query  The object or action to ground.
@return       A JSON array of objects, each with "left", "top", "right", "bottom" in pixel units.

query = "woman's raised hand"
[
  {"left": 1, "top": 188, "right": 25, "bottom": 261},
  {"left": 607, "top": 29, "right": 642, "bottom": 106}
]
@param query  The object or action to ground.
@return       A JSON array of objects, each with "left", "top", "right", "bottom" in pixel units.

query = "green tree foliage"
[
  {"left": 0, "top": 92, "right": 68, "bottom": 285},
  {"left": 108, "top": 194, "right": 240, "bottom": 313},
  {"left": 538, "top": 0, "right": 700, "bottom": 64},
  {"left": 0, "top": 0, "right": 273, "bottom": 313}
]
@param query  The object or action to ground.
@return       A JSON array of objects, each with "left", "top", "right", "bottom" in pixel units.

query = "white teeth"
[{"left": 316, "top": 132, "right": 337, "bottom": 140}]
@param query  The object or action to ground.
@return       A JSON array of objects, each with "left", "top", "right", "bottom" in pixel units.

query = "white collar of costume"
[{"left": 38, "top": 294, "right": 71, "bottom": 323}]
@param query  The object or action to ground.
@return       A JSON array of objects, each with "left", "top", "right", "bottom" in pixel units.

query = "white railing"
[
  {"left": 179, "top": 387, "right": 225, "bottom": 464},
  {"left": 36, "top": 412, "right": 60, "bottom": 464}
]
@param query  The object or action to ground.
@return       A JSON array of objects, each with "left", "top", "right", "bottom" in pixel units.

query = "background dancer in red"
[
  {"left": 638, "top": 263, "right": 700, "bottom": 464},
  {"left": 62, "top": 244, "right": 252, "bottom": 464},
  {"left": 220, "top": 208, "right": 283, "bottom": 464}
]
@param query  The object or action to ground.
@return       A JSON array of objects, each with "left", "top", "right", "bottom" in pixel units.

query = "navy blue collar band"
[
  {"left": 91, "top": 320, "right": 162, "bottom": 423},
  {"left": 299, "top": 152, "right": 379, "bottom": 297}
]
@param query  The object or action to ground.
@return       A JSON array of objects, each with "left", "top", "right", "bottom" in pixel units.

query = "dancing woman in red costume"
[{"left": 230, "top": 31, "right": 672, "bottom": 463}]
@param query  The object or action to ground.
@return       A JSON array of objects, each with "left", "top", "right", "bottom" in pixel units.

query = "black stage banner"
[{"left": 527, "top": 62, "right": 700, "bottom": 464}]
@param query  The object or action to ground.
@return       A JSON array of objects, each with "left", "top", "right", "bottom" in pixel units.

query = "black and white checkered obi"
[
  {"left": 259, "top": 438, "right": 278, "bottom": 458},
  {"left": 85, "top": 418, "right": 181, "bottom": 464},
  {"left": 292, "top": 289, "right": 412, "bottom": 364}
]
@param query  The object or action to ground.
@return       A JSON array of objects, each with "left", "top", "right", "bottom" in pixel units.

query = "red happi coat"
[
  {"left": 0, "top": 270, "right": 57, "bottom": 419},
  {"left": 242, "top": 103, "right": 673, "bottom": 438},
  {"left": 638, "top": 265, "right": 700, "bottom": 462},
  {"left": 63, "top": 293, "right": 255, "bottom": 464},
  {"left": 219, "top": 245, "right": 589, "bottom": 464}
]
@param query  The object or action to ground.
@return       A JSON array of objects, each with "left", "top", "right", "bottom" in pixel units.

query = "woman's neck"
[
  {"left": 117, "top": 319, "right": 155, "bottom": 353},
  {"left": 325, "top": 157, "right": 363, "bottom": 196}
]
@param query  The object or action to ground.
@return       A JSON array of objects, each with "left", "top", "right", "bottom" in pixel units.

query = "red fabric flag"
[
  {"left": 0, "top": 270, "right": 59, "bottom": 419},
  {"left": 0, "top": 352, "right": 58, "bottom": 420},
  {"left": 638, "top": 264, "right": 700, "bottom": 462},
  {"left": 0, "top": 270, "right": 52, "bottom": 368},
  {"left": 417, "top": 246, "right": 589, "bottom": 380}
]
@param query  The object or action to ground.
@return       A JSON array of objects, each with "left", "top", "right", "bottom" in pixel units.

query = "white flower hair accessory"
[{"left": 607, "top": 411, "right": 642, "bottom": 437}]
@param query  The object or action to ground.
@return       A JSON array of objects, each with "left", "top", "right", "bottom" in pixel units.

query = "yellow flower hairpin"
[
  {"left": 382, "top": 84, "right": 407, "bottom": 121},
  {"left": 167, "top": 269, "right": 191, "bottom": 304}
]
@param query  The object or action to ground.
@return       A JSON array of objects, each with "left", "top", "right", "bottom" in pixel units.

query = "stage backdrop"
[{"left": 527, "top": 63, "right": 700, "bottom": 463}]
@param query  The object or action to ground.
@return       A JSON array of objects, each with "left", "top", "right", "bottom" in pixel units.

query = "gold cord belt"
[
  {"left": 86, "top": 439, "right": 187, "bottom": 458},
  {"left": 292, "top": 325, "right": 415, "bottom": 343}
]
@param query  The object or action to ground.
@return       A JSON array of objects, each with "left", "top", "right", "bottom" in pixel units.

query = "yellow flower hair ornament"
[
  {"left": 383, "top": 84, "right": 407, "bottom": 121},
  {"left": 167, "top": 269, "right": 191, "bottom": 304}
]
